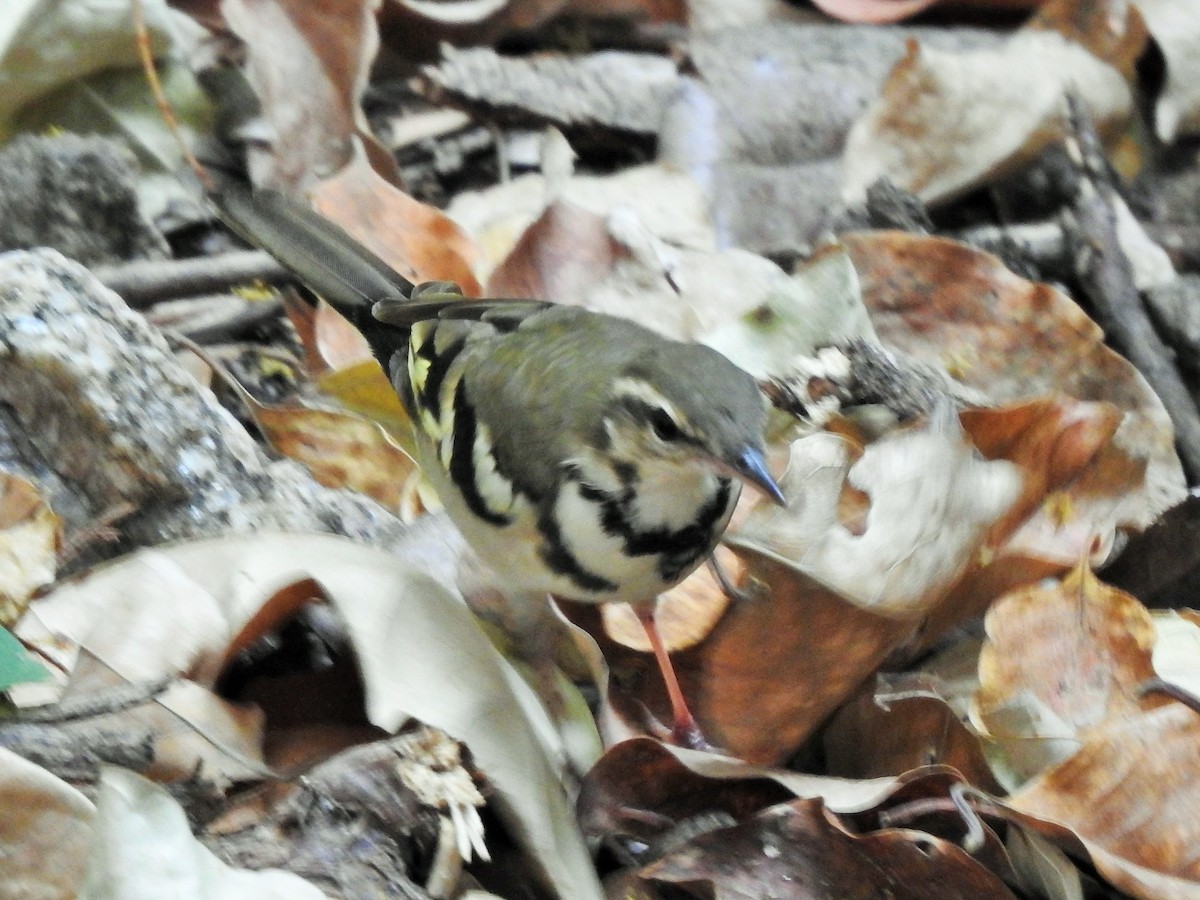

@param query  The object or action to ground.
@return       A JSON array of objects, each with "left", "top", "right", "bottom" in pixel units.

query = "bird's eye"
[{"left": 650, "top": 408, "right": 682, "bottom": 442}]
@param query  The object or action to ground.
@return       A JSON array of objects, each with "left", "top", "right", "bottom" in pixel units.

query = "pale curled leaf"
[
  {"left": 841, "top": 29, "right": 1133, "bottom": 206},
  {"left": 1137, "top": 0, "right": 1200, "bottom": 141},
  {"left": 1005, "top": 827, "right": 1084, "bottom": 900},
  {"left": 17, "top": 534, "right": 602, "bottom": 900},
  {"left": 1150, "top": 610, "right": 1200, "bottom": 698},
  {"left": 80, "top": 767, "right": 325, "bottom": 900},
  {"left": 729, "top": 416, "right": 1021, "bottom": 617},
  {"left": 702, "top": 244, "right": 877, "bottom": 380},
  {"left": 248, "top": 398, "right": 417, "bottom": 512}
]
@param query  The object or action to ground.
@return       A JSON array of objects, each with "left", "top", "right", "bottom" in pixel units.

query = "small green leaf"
[{"left": 0, "top": 626, "right": 49, "bottom": 691}]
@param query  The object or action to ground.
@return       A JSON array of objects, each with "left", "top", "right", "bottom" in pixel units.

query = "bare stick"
[
  {"left": 1064, "top": 98, "right": 1200, "bottom": 480},
  {"left": 131, "top": 0, "right": 214, "bottom": 192}
]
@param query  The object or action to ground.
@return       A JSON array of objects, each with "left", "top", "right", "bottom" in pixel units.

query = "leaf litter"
[{"left": 5, "top": 0, "right": 1200, "bottom": 897}]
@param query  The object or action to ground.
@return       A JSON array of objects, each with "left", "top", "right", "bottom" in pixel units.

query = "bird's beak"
[{"left": 731, "top": 447, "right": 787, "bottom": 507}]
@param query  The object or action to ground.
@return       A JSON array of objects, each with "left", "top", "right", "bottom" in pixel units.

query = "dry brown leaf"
[
  {"left": 0, "top": 471, "right": 57, "bottom": 628},
  {"left": 576, "top": 737, "right": 797, "bottom": 847},
  {"left": 1010, "top": 702, "right": 1200, "bottom": 899},
  {"left": 486, "top": 198, "right": 623, "bottom": 300},
  {"left": 971, "top": 562, "right": 1166, "bottom": 785},
  {"left": 962, "top": 398, "right": 1129, "bottom": 551},
  {"left": 562, "top": 550, "right": 911, "bottom": 763},
  {"left": 824, "top": 675, "right": 1004, "bottom": 794},
  {"left": 841, "top": 0, "right": 1144, "bottom": 205},
  {"left": 841, "top": 232, "right": 1186, "bottom": 531},
  {"left": 247, "top": 396, "right": 416, "bottom": 512},
  {"left": 312, "top": 150, "right": 482, "bottom": 295},
  {"left": 222, "top": 0, "right": 397, "bottom": 190},
  {"left": 642, "top": 795, "right": 1017, "bottom": 899}
]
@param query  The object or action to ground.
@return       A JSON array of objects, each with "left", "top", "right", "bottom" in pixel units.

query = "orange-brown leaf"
[{"left": 311, "top": 153, "right": 482, "bottom": 296}]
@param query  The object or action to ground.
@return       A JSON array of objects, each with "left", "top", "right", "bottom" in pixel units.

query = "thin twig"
[
  {"left": 1138, "top": 677, "right": 1200, "bottom": 715},
  {"left": 94, "top": 251, "right": 291, "bottom": 309},
  {"left": 131, "top": 0, "right": 214, "bottom": 192},
  {"left": 7, "top": 677, "right": 174, "bottom": 723},
  {"left": 1064, "top": 96, "right": 1200, "bottom": 479}
]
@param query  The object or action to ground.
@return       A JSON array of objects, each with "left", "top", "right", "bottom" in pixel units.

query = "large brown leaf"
[
  {"left": 971, "top": 561, "right": 1167, "bottom": 785},
  {"left": 311, "top": 151, "right": 482, "bottom": 295},
  {"left": 1010, "top": 702, "right": 1200, "bottom": 899},
  {"left": 842, "top": 231, "right": 1185, "bottom": 535}
]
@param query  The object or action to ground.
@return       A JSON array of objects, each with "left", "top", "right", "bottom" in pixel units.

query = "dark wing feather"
[
  {"left": 372, "top": 297, "right": 552, "bottom": 332},
  {"left": 211, "top": 182, "right": 414, "bottom": 362}
]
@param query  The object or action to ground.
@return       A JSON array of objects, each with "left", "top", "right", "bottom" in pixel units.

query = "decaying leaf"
[
  {"left": 246, "top": 397, "right": 416, "bottom": 513},
  {"left": 642, "top": 795, "right": 1016, "bottom": 899},
  {"left": 971, "top": 561, "right": 1166, "bottom": 786},
  {"left": 841, "top": 0, "right": 1145, "bottom": 205},
  {"left": 0, "top": 471, "right": 58, "bottom": 628}
]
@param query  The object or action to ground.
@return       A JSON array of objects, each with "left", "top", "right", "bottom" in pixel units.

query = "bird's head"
[{"left": 594, "top": 343, "right": 786, "bottom": 505}]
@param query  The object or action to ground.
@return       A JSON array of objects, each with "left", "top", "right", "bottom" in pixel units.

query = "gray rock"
[
  {"left": 0, "top": 249, "right": 409, "bottom": 562},
  {"left": 0, "top": 133, "right": 169, "bottom": 266}
]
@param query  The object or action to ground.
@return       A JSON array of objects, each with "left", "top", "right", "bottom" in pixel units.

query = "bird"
[{"left": 214, "top": 183, "right": 785, "bottom": 748}]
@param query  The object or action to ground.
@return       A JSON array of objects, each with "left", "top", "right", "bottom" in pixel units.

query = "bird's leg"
[{"left": 634, "top": 605, "right": 710, "bottom": 751}]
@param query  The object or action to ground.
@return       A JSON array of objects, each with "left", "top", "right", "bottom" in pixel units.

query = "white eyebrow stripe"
[{"left": 612, "top": 377, "right": 684, "bottom": 424}]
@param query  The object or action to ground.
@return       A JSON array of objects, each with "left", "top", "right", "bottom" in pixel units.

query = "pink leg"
[{"left": 636, "top": 606, "right": 709, "bottom": 750}]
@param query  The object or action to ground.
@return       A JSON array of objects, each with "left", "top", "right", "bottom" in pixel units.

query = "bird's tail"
[{"left": 211, "top": 181, "right": 414, "bottom": 362}]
